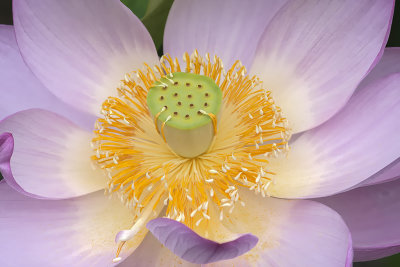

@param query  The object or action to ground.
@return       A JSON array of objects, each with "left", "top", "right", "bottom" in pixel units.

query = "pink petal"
[
  {"left": 317, "top": 179, "right": 400, "bottom": 261},
  {"left": 164, "top": 0, "right": 288, "bottom": 68},
  {"left": 0, "top": 109, "right": 105, "bottom": 199},
  {"left": 0, "top": 133, "right": 13, "bottom": 182},
  {"left": 205, "top": 192, "right": 352, "bottom": 266},
  {"left": 358, "top": 47, "right": 400, "bottom": 90},
  {"left": 0, "top": 182, "right": 138, "bottom": 266},
  {"left": 268, "top": 73, "right": 400, "bottom": 198},
  {"left": 13, "top": 0, "right": 159, "bottom": 116},
  {"left": 250, "top": 0, "right": 394, "bottom": 133},
  {"left": 357, "top": 158, "right": 400, "bottom": 188},
  {"left": 146, "top": 218, "right": 258, "bottom": 264},
  {"left": 0, "top": 25, "right": 94, "bottom": 129},
  {"left": 349, "top": 47, "right": 400, "bottom": 188}
]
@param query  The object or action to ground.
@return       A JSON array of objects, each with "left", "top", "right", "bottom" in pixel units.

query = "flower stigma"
[{"left": 91, "top": 50, "right": 291, "bottom": 261}]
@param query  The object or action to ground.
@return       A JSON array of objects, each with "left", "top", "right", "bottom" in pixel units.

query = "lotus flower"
[{"left": 0, "top": 0, "right": 398, "bottom": 266}]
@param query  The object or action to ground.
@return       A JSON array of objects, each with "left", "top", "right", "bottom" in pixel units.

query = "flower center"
[
  {"left": 91, "top": 50, "right": 290, "bottom": 261},
  {"left": 147, "top": 72, "right": 222, "bottom": 158}
]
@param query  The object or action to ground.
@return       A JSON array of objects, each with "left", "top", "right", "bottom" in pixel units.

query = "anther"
[
  {"left": 234, "top": 172, "right": 242, "bottom": 180},
  {"left": 190, "top": 104, "right": 194, "bottom": 108},
  {"left": 165, "top": 76, "right": 174, "bottom": 83},
  {"left": 161, "top": 115, "right": 172, "bottom": 142},
  {"left": 178, "top": 102, "right": 182, "bottom": 106},
  {"left": 186, "top": 82, "right": 191, "bottom": 87},
  {"left": 188, "top": 95, "right": 192, "bottom": 98},
  {"left": 204, "top": 102, "right": 208, "bottom": 107},
  {"left": 197, "top": 84, "right": 203, "bottom": 88},
  {"left": 173, "top": 93, "right": 178, "bottom": 97},
  {"left": 173, "top": 112, "right": 178, "bottom": 116},
  {"left": 205, "top": 93, "right": 209, "bottom": 97},
  {"left": 160, "top": 96, "right": 164, "bottom": 100},
  {"left": 185, "top": 114, "right": 190, "bottom": 119},
  {"left": 174, "top": 81, "right": 179, "bottom": 85},
  {"left": 113, "top": 257, "right": 122, "bottom": 263}
]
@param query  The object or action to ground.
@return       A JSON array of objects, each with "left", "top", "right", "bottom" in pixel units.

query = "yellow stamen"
[
  {"left": 92, "top": 50, "right": 291, "bottom": 259},
  {"left": 154, "top": 106, "right": 166, "bottom": 134},
  {"left": 199, "top": 110, "right": 218, "bottom": 135}
]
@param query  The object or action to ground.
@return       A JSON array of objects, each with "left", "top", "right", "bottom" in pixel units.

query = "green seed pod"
[{"left": 147, "top": 72, "right": 222, "bottom": 158}]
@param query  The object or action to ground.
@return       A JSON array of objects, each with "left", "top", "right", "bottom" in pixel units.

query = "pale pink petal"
[
  {"left": 0, "top": 182, "right": 138, "bottom": 266},
  {"left": 251, "top": 0, "right": 394, "bottom": 133},
  {"left": 13, "top": 0, "right": 159, "bottom": 116},
  {"left": 350, "top": 47, "right": 400, "bottom": 188},
  {"left": 357, "top": 158, "right": 400, "bottom": 188},
  {"left": 0, "top": 25, "right": 94, "bottom": 129},
  {"left": 358, "top": 47, "right": 400, "bottom": 90},
  {"left": 268, "top": 73, "right": 400, "bottom": 198},
  {"left": 0, "top": 109, "right": 106, "bottom": 199},
  {"left": 205, "top": 191, "right": 352, "bottom": 266},
  {"left": 317, "top": 179, "right": 400, "bottom": 261},
  {"left": 164, "top": 0, "right": 288, "bottom": 68}
]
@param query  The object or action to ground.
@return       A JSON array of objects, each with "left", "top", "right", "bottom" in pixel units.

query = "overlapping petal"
[
  {"left": 357, "top": 158, "right": 400, "bottom": 188},
  {"left": 164, "top": 0, "right": 288, "bottom": 68},
  {"left": 358, "top": 47, "right": 400, "bottom": 90},
  {"left": 147, "top": 218, "right": 258, "bottom": 264},
  {"left": 13, "top": 0, "right": 159, "bottom": 116},
  {"left": 268, "top": 73, "right": 400, "bottom": 198},
  {"left": 251, "top": 0, "right": 394, "bottom": 133},
  {"left": 0, "top": 109, "right": 105, "bottom": 199},
  {"left": 350, "top": 47, "right": 400, "bottom": 188},
  {"left": 0, "top": 25, "right": 93, "bottom": 128},
  {"left": 174, "top": 191, "right": 352, "bottom": 266},
  {"left": 318, "top": 179, "right": 400, "bottom": 261},
  {"left": 0, "top": 182, "right": 138, "bottom": 266}
]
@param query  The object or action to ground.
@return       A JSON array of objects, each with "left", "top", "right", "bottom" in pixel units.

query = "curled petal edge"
[{"left": 147, "top": 217, "right": 258, "bottom": 264}]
